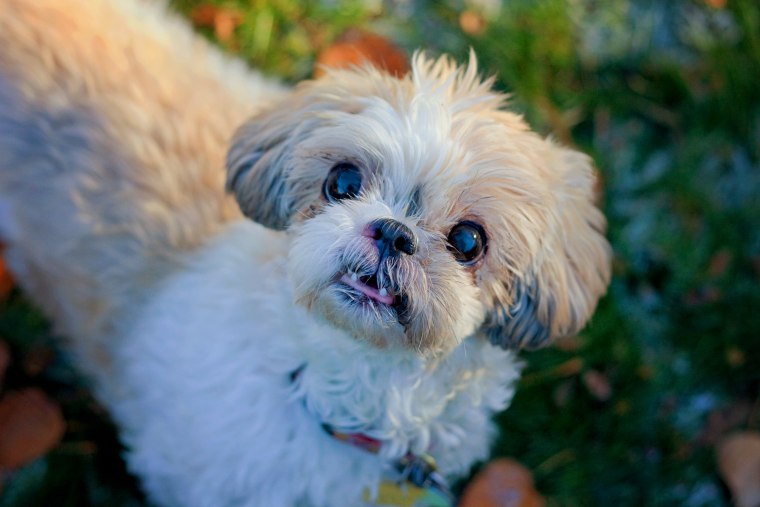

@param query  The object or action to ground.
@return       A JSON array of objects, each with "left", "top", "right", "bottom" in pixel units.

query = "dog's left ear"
[{"left": 484, "top": 143, "right": 612, "bottom": 350}]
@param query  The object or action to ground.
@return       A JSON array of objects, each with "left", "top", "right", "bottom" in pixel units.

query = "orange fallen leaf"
[
  {"left": 315, "top": 30, "right": 409, "bottom": 78},
  {"left": 459, "top": 10, "right": 487, "bottom": 35},
  {"left": 553, "top": 357, "right": 584, "bottom": 377},
  {"left": 189, "top": 4, "right": 218, "bottom": 26},
  {"left": 554, "top": 335, "right": 582, "bottom": 352},
  {"left": 717, "top": 432, "right": 760, "bottom": 507},
  {"left": 189, "top": 4, "right": 242, "bottom": 43},
  {"left": 459, "top": 459, "right": 545, "bottom": 507},
  {"left": 582, "top": 369, "right": 612, "bottom": 401},
  {"left": 0, "top": 255, "right": 14, "bottom": 300},
  {"left": 705, "top": 0, "right": 727, "bottom": 8},
  {"left": 0, "top": 388, "right": 65, "bottom": 470}
]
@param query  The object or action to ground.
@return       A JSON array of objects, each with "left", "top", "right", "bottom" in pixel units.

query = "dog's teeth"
[
  {"left": 350, "top": 272, "right": 358, "bottom": 281},
  {"left": 379, "top": 288, "right": 388, "bottom": 297}
]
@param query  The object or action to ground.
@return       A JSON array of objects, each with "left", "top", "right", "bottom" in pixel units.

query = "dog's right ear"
[{"left": 225, "top": 100, "right": 313, "bottom": 230}]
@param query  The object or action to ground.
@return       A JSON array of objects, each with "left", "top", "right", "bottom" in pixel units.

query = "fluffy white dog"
[{"left": 0, "top": 1, "right": 611, "bottom": 506}]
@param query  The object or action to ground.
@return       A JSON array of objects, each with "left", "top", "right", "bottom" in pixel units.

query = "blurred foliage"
[
  {"left": 171, "top": 0, "right": 373, "bottom": 79},
  {"left": 2, "top": 0, "right": 759, "bottom": 506}
]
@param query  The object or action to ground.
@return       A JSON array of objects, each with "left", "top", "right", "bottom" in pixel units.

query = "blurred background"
[{"left": 0, "top": 0, "right": 758, "bottom": 505}]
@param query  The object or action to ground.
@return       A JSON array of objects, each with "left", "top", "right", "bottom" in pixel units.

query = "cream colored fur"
[{"left": 0, "top": 0, "right": 284, "bottom": 372}]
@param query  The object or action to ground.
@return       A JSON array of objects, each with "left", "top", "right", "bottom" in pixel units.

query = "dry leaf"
[
  {"left": 553, "top": 379, "right": 574, "bottom": 408},
  {"left": 553, "top": 357, "right": 584, "bottom": 377},
  {"left": 23, "top": 345, "right": 54, "bottom": 377},
  {"left": 189, "top": 4, "right": 218, "bottom": 26},
  {"left": 212, "top": 9, "right": 242, "bottom": 42},
  {"left": 459, "top": 11, "right": 487, "bottom": 35},
  {"left": 0, "top": 255, "right": 13, "bottom": 300},
  {"left": 582, "top": 369, "right": 612, "bottom": 401},
  {"left": 717, "top": 432, "right": 760, "bottom": 507},
  {"left": 708, "top": 249, "right": 732, "bottom": 278},
  {"left": 0, "top": 388, "right": 65, "bottom": 470},
  {"left": 189, "top": 4, "right": 242, "bottom": 42},
  {"left": 315, "top": 30, "right": 409, "bottom": 78},
  {"left": 555, "top": 335, "right": 582, "bottom": 352},
  {"left": 460, "top": 459, "right": 545, "bottom": 507},
  {"left": 705, "top": 0, "right": 727, "bottom": 8},
  {"left": 726, "top": 347, "right": 746, "bottom": 368}
]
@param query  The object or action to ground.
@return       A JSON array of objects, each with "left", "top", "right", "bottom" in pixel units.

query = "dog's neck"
[{"left": 278, "top": 291, "right": 518, "bottom": 479}]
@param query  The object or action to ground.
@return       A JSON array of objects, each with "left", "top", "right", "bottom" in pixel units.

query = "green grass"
[{"left": 2, "top": 0, "right": 759, "bottom": 506}]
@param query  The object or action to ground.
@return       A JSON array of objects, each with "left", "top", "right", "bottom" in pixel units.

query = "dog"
[{"left": 0, "top": 0, "right": 611, "bottom": 505}]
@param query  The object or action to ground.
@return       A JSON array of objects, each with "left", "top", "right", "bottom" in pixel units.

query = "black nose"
[{"left": 368, "top": 218, "right": 418, "bottom": 257}]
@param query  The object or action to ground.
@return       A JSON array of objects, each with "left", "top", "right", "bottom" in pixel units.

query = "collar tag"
[
  {"left": 363, "top": 479, "right": 453, "bottom": 507},
  {"left": 323, "top": 426, "right": 455, "bottom": 506}
]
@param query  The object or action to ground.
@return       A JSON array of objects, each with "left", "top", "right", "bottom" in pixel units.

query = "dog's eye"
[
  {"left": 447, "top": 221, "right": 487, "bottom": 264},
  {"left": 323, "top": 163, "right": 362, "bottom": 202}
]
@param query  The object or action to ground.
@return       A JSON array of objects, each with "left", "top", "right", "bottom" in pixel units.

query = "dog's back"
[{"left": 0, "top": 0, "right": 284, "bottom": 368}]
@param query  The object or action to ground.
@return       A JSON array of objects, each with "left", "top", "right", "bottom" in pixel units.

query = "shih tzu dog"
[{"left": 0, "top": 0, "right": 611, "bottom": 506}]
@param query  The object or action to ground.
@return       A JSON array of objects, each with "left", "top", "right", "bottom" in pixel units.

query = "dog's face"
[{"left": 227, "top": 54, "right": 611, "bottom": 356}]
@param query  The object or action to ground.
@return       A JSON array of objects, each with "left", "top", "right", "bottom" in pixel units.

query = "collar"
[{"left": 291, "top": 366, "right": 455, "bottom": 507}]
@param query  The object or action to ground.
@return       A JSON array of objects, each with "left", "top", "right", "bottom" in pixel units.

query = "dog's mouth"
[
  {"left": 336, "top": 271, "right": 411, "bottom": 325},
  {"left": 339, "top": 271, "right": 394, "bottom": 305}
]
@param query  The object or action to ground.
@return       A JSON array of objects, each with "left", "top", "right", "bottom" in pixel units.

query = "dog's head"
[{"left": 226, "top": 53, "right": 611, "bottom": 356}]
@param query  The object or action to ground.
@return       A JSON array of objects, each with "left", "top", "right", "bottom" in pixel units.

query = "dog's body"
[{"left": 0, "top": 1, "right": 611, "bottom": 506}]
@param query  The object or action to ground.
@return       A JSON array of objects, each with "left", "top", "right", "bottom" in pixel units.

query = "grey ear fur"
[
  {"left": 225, "top": 77, "right": 364, "bottom": 230},
  {"left": 484, "top": 278, "right": 553, "bottom": 351},
  {"left": 226, "top": 121, "right": 295, "bottom": 230}
]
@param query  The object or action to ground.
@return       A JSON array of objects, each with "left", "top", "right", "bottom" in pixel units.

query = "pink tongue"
[{"left": 340, "top": 274, "right": 395, "bottom": 305}]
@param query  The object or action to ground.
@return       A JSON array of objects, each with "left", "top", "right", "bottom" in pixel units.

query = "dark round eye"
[
  {"left": 323, "top": 163, "right": 362, "bottom": 202},
  {"left": 447, "top": 221, "right": 487, "bottom": 264}
]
